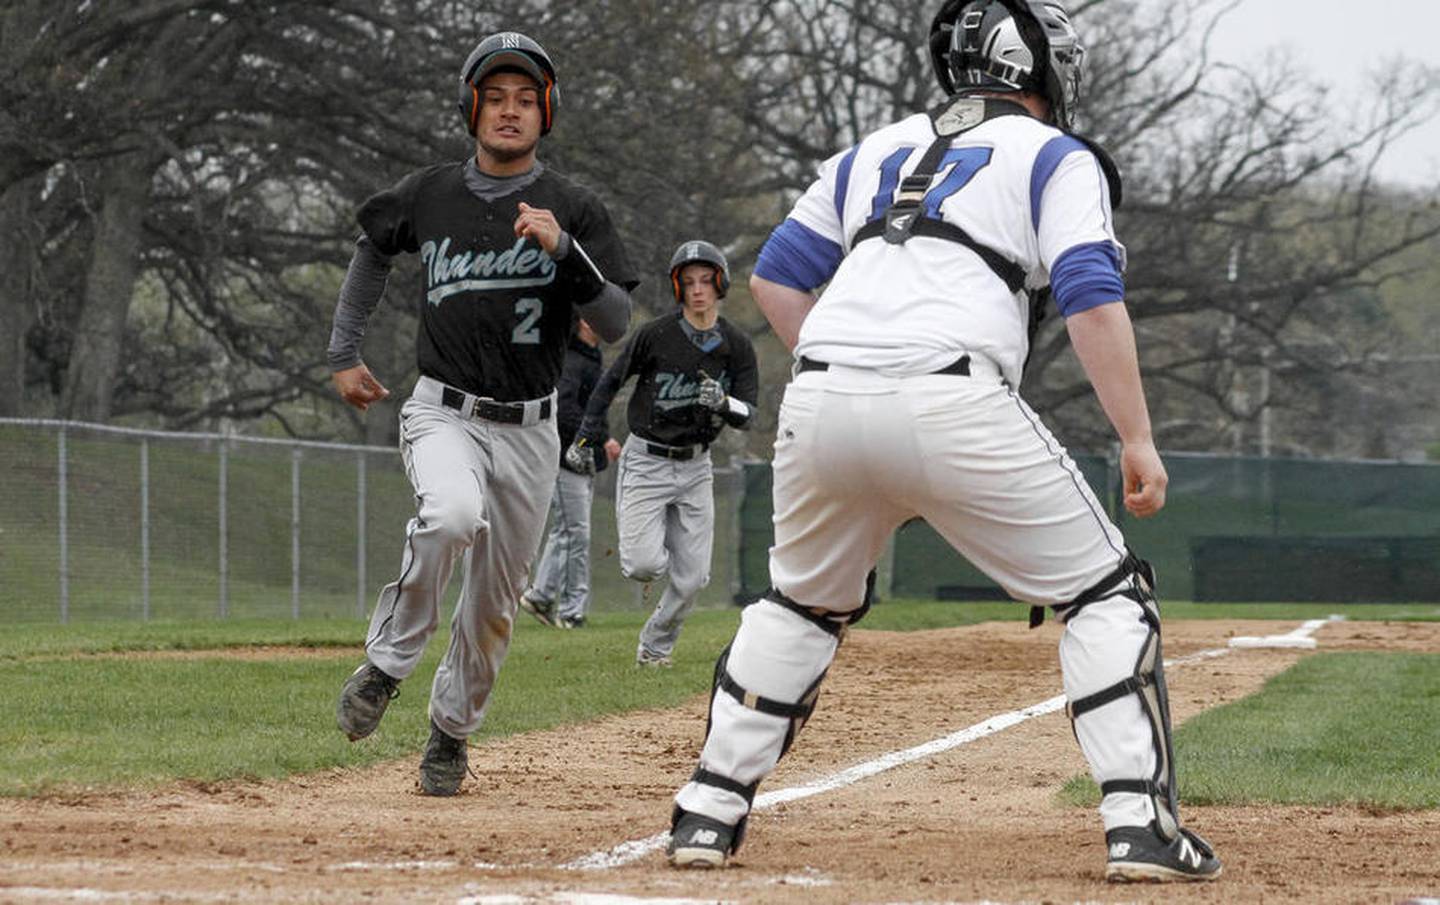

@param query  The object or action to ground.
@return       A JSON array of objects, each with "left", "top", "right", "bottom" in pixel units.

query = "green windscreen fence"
[{"left": 739, "top": 453, "right": 1440, "bottom": 603}]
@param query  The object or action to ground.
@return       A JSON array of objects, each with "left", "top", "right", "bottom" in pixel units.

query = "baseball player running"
[
  {"left": 329, "top": 31, "right": 638, "bottom": 796},
  {"left": 666, "top": 0, "right": 1221, "bottom": 884},
  {"left": 570, "top": 241, "right": 759, "bottom": 667},
  {"left": 520, "top": 319, "right": 622, "bottom": 629}
]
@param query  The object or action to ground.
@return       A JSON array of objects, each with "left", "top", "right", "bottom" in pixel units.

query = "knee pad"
[{"left": 1060, "top": 560, "right": 1188, "bottom": 841}]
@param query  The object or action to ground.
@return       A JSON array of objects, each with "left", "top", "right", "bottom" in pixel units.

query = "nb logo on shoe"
[
  {"left": 1178, "top": 838, "right": 1201, "bottom": 868},
  {"left": 1108, "top": 842, "right": 1131, "bottom": 859},
  {"left": 688, "top": 829, "right": 720, "bottom": 845}
]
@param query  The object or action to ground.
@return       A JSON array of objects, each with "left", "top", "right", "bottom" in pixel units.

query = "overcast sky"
[{"left": 1200, "top": 0, "right": 1440, "bottom": 188}]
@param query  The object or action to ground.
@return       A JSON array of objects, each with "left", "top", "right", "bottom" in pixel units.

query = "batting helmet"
[
  {"left": 668, "top": 240, "right": 730, "bottom": 303},
  {"left": 928, "top": 0, "right": 1085, "bottom": 131},
  {"left": 457, "top": 32, "right": 560, "bottom": 136}
]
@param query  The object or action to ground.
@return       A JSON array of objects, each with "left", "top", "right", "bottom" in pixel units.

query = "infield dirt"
[{"left": 3, "top": 618, "right": 1438, "bottom": 904}]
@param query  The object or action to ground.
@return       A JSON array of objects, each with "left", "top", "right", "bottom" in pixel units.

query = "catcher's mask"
[
  {"left": 458, "top": 31, "right": 560, "bottom": 136},
  {"left": 669, "top": 240, "right": 730, "bottom": 304},
  {"left": 928, "top": 0, "right": 1085, "bottom": 130}
]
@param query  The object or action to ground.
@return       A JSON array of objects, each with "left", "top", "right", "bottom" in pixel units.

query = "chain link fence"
[{"left": 0, "top": 420, "right": 744, "bottom": 624}]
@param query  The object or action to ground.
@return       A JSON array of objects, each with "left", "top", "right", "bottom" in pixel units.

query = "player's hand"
[
  {"left": 564, "top": 439, "right": 597, "bottom": 475},
  {"left": 1120, "top": 440, "right": 1167, "bottom": 518},
  {"left": 514, "top": 202, "right": 562, "bottom": 255},
  {"left": 332, "top": 363, "right": 390, "bottom": 412},
  {"left": 603, "top": 438, "right": 622, "bottom": 462},
  {"left": 696, "top": 370, "right": 726, "bottom": 411}
]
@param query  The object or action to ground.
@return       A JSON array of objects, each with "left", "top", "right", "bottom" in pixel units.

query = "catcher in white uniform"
[{"left": 666, "top": 0, "right": 1222, "bottom": 884}]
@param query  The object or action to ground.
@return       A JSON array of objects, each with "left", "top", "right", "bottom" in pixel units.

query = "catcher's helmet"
[
  {"left": 928, "top": 0, "right": 1084, "bottom": 130},
  {"left": 668, "top": 240, "right": 730, "bottom": 303},
  {"left": 458, "top": 32, "right": 560, "bottom": 136}
]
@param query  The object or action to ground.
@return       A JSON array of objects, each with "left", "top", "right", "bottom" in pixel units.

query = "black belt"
[
  {"left": 644, "top": 441, "right": 706, "bottom": 461},
  {"left": 439, "top": 386, "right": 552, "bottom": 424},
  {"left": 797, "top": 355, "right": 971, "bottom": 377}
]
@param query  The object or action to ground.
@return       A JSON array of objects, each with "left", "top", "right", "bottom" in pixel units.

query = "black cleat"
[
  {"left": 519, "top": 592, "right": 558, "bottom": 627},
  {"left": 668, "top": 811, "right": 736, "bottom": 869},
  {"left": 336, "top": 660, "right": 400, "bottom": 741},
  {"left": 418, "top": 719, "right": 469, "bottom": 797},
  {"left": 1106, "top": 822, "right": 1222, "bottom": 883}
]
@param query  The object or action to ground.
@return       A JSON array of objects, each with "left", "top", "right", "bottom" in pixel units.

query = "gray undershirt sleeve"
[
  {"left": 553, "top": 230, "right": 631, "bottom": 343},
  {"left": 327, "top": 236, "right": 393, "bottom": 371},
  {"left": 576, "top": 281, "right": 632, "bottom": 343}
]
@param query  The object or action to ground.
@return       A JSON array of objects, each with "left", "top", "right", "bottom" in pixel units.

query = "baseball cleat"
[
  {"left": 519, "top": 592, "right": 559, "bottom": 627},
  {"left": 557, "top": 614, "right": 587, "bottom": 629},
  {"left": 1105, "top": 822, "right": 1222, "bottom": 883},
  {"left": 636, "top": 649, "right": 674, "bottom": 668},
  {"left": 418, "top": 719, "right": 469, "bottom": 796},
  {"left": 336, "top": 660, "right": 400, "bottom": 741},
  {"left": 668, "top": 811, "right": 735, "bottom": 868}
]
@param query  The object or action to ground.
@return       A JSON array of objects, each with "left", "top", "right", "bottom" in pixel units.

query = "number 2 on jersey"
[
  {"left": 868, "top": 147, "right": 994, "bottom": 222},
  {"left": 512, "top": 297, "right": 542, "bottom": 344}
]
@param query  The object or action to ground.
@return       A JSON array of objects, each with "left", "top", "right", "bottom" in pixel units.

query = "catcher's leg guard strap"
[
  {"left": 767, "top": 568, "right": 877, "bottom": 638},
  {"left": 1030, "top": 550, "right": 1152, "bottom": 628},
  {"left": 690, "top": 766, "right": 758, "bottom": 805}
]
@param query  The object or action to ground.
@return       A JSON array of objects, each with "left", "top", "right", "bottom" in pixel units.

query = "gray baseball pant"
[
  {"left": 527, "top": 467, "right": 596, "bottom": 621},
  {"left": 363, "top": 390, "right": 558, "bottom": 739},
  {"left": 616, "top": 434, "right": 714, "bottom": 660}
]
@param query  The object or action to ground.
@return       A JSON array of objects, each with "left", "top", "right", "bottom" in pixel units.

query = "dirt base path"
[{"left": 4, "top": 618, "right": 1438, "bottom": 904}]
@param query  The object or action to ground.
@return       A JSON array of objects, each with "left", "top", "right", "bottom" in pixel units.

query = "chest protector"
[{"left": 851, "top": 96, "right": 1122, "bottom": 369}]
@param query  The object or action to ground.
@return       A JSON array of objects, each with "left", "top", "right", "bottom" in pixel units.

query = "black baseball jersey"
[
  {"left": 357, "top": 161, "right": 638, "bottom": 402},
  {"left": 581, "top": 311, "right": 759, "bottom": 447}
]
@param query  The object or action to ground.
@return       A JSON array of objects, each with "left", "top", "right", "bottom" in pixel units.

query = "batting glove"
[
  {"left": 697, "top": 376, "right": 727, "bottom": 411},
  {"left": 564, "top": 439, "right": 597, "bottom": 475}
]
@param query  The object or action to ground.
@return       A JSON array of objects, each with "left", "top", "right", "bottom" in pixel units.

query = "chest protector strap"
[{"left": 850, "top": 97, "right": 1031, "bottom": 294}]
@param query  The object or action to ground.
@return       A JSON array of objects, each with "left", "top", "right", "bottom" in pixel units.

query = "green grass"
[
  {"left": 5, "top": 600, "right": 1438, "bottom": 803},
  {"left": 1060, "top": 651, "right": 1440, "bottom": 811},
  {"left": 0, "top": 608, "right": 741, "bottom": 796}
]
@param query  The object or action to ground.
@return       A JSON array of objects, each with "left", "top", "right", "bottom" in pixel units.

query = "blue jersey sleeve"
[
  {"left": 753, "top": 219, "right": 845, "bottom": 292},
  {"left": 1051, "top": 241, "right": 1125, "bottom": 316}
]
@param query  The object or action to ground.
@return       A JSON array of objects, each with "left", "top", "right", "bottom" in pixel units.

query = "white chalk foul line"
[
  {"left": 578, "top": 653, "right": 1240, "bottom": 872},
  {"left": 565, "top": 616, "right": 1343, "bottom": 872}
]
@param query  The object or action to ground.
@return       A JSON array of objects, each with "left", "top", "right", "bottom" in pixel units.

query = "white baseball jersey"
[{"left": 758, "top": 108, "right": 1124, "bottom": 386}]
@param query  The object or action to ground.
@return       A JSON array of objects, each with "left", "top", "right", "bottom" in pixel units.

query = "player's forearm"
[
  {"left": 751, "top": 275, "right": 816, "bottom": 352},
  {"left": 1065, "top": 301, "right": 1154, "bottom": 445},
  {"left": 327, "top": 237, "right": 393, "bottom": 371}
]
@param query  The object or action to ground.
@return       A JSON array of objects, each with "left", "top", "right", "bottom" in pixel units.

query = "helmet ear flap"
[
  {"left": 458, "top": 80, "right": 479, "bottom": 136},
  {"left": 542, "top": 78, "right": 560, "bottom": 134}
]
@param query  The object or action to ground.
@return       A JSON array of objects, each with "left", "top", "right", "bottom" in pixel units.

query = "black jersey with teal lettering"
[
  {"left": 580, "top": 311, "right": 759, "bottom": 447},
  {"left": 357, "top": 161, "right": 637, "bottom": 401}
]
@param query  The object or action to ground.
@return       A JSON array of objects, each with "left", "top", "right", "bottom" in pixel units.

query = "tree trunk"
[
  {"left": 60, "top": 152, "right": 158, "bottom": 422},
  {"left": 0, "top": 177, "right": 37, "bottom": 417}
]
